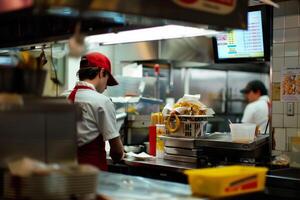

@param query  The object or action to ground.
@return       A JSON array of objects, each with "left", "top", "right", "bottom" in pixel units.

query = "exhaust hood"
[{"left": 113, "top": 36, "right": 214, "bottom": 67}]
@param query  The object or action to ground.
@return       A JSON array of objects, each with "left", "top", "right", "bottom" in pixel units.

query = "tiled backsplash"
[{"left": 272, "top": 0, "right": 300, "bottom": 152}]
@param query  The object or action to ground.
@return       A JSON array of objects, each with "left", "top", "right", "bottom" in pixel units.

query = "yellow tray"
[{"left": 185, "top": 166, "right": 268, "bottom": 198}]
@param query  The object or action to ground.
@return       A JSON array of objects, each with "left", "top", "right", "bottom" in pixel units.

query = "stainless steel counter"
[
  {"left": 98, "top": 171, "right": 206, "bottom": 200},
  {"left": 123, "top": 158, "right": 198, "bottom": 172}
]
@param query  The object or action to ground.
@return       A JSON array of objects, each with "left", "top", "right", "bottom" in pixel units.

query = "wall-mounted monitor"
[{"left": 212, "top": 5, "right": 272, "bottom": 63}]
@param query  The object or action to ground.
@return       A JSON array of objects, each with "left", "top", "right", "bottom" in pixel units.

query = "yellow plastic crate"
[{"left": 185, "top": 166, "right": 268, "bottom": 198}]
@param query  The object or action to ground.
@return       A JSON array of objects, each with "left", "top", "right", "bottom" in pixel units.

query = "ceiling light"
[{"left": 85, "top": 25, "right": 220, "bottom": 45}]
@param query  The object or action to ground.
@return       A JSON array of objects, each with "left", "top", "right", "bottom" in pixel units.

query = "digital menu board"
[
  {"left": 215, "top": 10, "right": 265, "bottom": 60},
  {"left": 213, "top": 6, "right": 272, "bottom": 63}
]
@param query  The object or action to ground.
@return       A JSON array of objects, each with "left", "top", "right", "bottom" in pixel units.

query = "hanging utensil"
[{"left": 37, "top": 46, "right": 47, "bottom": 70}]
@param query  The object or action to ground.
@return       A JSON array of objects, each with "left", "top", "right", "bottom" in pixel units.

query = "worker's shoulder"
[
  {"left": 247, "top": 98, "right": 268, "bottom": 110},
  {"left": 75, "top": 90, "right": 113, "bottom": 108},
  {"left": 89, "top": 92, "right": 113, "bottom": 106},
  {"left": 86, "top": 91, "right": 109, "bottom": 101}
]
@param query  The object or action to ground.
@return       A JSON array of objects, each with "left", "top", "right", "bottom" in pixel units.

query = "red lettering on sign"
[
  {"left": 179, "top": 0, "right": 198, "bottom": 4},
  {"left": 208, "top": 0, "right": 234, "bottom": 6}
]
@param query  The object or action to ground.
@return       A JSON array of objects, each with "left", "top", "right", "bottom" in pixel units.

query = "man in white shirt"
[
  {"left": 67, "top": 52, "right": 124, "bottom": 170},
  {"left": 240, "top": 80, "right": 270, "bottom": 134}
]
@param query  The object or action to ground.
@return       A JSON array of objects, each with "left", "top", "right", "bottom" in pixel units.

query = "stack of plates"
[{"left": 4, "top": 172, "right": 98, "bottom": 200}]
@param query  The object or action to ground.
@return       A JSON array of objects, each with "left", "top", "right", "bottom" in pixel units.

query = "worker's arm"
[{"left": 108, "top": 136, "right": 124, "bottom": 163}]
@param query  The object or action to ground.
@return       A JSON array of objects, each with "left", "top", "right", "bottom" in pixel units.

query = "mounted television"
[{"left": 213, "top": 5, "right": 271, "bottom": 63}]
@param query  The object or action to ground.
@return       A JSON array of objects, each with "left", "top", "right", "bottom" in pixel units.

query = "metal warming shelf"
[
  {"left": 163, "top": 154, "right": 199, "bottom": 164},
  {"left": 196, "top": 133, "right": 269, "bottom": 151},
  {"left": 161, "top": 136, "right": 198, "bottom": 149},
  {"left": 164, "top": 147, "right": 203, "bottom": 157},
  {"left": 161, "top": 133, "right": 269, "bottom": 151}
]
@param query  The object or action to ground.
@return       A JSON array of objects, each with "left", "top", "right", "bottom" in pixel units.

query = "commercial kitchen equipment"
[
  {"left": 161, "top": 133, "right": 270, "bottom": 165},
  {"left": 111, "top": 96, "right": 163, "bottom": 145}
]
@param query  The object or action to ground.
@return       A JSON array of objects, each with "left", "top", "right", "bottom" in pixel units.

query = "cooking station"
[
  {"left": 162, "top": 133, "right": 270, "bottom": 165},
  {"left": 107, "top": 133, "right": 270, "bottom": 184}
]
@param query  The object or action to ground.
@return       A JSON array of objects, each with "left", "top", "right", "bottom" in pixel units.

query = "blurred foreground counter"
[
  {"left": 107, "top": 158, "right": 197, "bottom": 183},
  {"left": 97, "top": 171, "right": 291, "bottom": 200},
  {"left": 1, "top": 165, "right": 300, "bottom": 199},
  {"left": 107, "top": 158, "right": 300, "bottom": 199},
  {"left": 97, "top": 171, "right": 197, "bottom": 200}
]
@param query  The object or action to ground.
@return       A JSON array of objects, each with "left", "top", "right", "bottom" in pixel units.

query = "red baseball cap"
[{"left": 79, "top": 52, "right": 118, "bottom": 86}]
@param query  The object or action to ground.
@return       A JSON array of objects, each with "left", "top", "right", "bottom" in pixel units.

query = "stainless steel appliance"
[
  {"left": 126, "top": 115, "right": 151, "bottom": 145},
  {"left": 162, "top": 133, "right": 270, "bottom": 165},
  {"left": 111, "top": 96, "right": 163, "bottom": 145}
]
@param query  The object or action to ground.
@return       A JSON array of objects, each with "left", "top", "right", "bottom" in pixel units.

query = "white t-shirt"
[
  {"left": 66, "top": 81, "right": 119, "bottom": 146},
  {"left": 242, "top": 95, "right": 269, "bottom": 134}
]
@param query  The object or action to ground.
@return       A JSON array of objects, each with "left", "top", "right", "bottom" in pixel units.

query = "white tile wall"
[
  {"left": 284, "top": 56, "right": 299, "bottom": 67},
  {"left": 297, "top": 102, "right": 300, "bottom": 113},
  {"left": 285, "top": 42, "right": 299, "bottom": 56},
  {"left": 285, "top": 28, "right": 300, "bottom": 42},
  {"left": 284, "top": 115, "right": 298, "bottom": 127},
  {"left": 273, "top": 101, "right": 284, "bottom": 113},
  {"left": 273, "top": 29, "right": 285, "bottom": 43},
  {"left": 285, "top": 15, "right": 300, "bottom": 28},
  {"left": 286, "top": 128, "right": 298, "bottom": 150},
  {"left": 272, "top": 114, "right": 284, "bottom": 127},
  {"left": 272, "top": 0, "right": 300, "bottom": 153},
  {"left": 297, "top": 114, "right": 300, "bottom": 127},
  {"left": 274, "top": 128, "right": 286, "bottom": 151},
  {"left": 272, "top": 71, "right": 281, "bottom": 83},
  {"left": 272, "top": 57, "right": 284, "bottom": 71},
  {"left": 273, "top": 43, "right": 285, "bottom": 57},
  {"left": 274, "top": 16, "right": 285, "bottom": 29}
]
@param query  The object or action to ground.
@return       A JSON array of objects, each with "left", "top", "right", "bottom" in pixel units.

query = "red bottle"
[{"left": 149, "top": 125, "right": 156, "bottom": 156}]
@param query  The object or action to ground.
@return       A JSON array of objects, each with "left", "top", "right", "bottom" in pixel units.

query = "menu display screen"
[{"left": 215, "top": 10, "right": 264, "bottom": 59}]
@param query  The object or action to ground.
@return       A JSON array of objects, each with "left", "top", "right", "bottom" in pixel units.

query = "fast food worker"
[
  {"left": 240, "top": 80, "right": 270, "bottom": 134},
  {"left": 67, "top": 52, "right": 124, "bottom": 170}
]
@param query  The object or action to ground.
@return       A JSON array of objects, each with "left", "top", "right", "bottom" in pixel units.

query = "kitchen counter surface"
[
  {"left": 123, "top": 158, "right": 198, "bottom": 172},
  {"left": 97, "top": 171, "right": 279, "bottom": 200},
  {"left": 107, "top": 157, "right": 199, "bottom": 183},
  {"left": 97, "top": 171, "right": 206, "bottom": 200}
]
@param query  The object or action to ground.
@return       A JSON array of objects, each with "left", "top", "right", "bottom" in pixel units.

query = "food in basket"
[
  {"left": 161, "top": 94, "right": 214, "bottom": 136},
  {"left": 173, "top": 101, "right": 206, "bottom": 115},
  {"left": 162, "top": 94, "right": 214, "bottom": 116}
]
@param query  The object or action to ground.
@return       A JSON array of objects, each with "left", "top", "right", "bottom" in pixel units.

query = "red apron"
[{"left": 68, "top": 85, "right": 108, "bottom": 171}]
